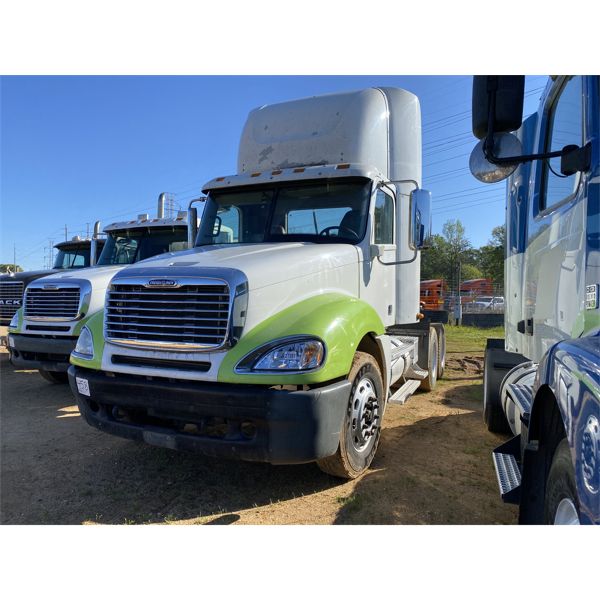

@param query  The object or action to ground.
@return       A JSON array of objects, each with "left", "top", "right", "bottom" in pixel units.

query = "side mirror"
[
  {"left": 410, "top": 189, "right": 432, "bottom": 250},
  {"left": 187, "top": 207, "right": 198, "bottom": 249},
  {"left": 469, "top": 132, "right": 522, "bottom": 183},
  {"left": 212, "top": 215, "right": 222, "bottom": 237},
  {"left": 187, "top": 197, "right": 206, "bottom": 248},
  {"left": 472, "top": 76, "right": 525, "bottom": 140}
]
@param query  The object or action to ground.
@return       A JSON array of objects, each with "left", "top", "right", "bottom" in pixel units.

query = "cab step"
[
  {"left": 492, "top": 435, "right": 522, "bottom": 504},
  {"left": 388, "top": 379, "right": 421, "bottom": 405}
]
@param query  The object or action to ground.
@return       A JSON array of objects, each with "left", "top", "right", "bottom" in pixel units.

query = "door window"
[
  {"left": 542, "top": 76, "right": 583, "bottom": 210},
  {"left": 373, "top": 189, "right": 394, "bottom": 244}
]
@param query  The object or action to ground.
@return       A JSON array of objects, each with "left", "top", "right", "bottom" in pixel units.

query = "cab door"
[{"left": 523, "top": 76, "right": 588, "bottom": 361}]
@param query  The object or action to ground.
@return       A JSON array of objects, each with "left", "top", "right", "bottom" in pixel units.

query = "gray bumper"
[{"left": 9, "top": 333, "right": 77, "bottom": 372}]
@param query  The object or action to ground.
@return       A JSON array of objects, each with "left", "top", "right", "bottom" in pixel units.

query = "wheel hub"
[
  {"left": 554, "top": 498, "right": 580, "bottom": 525},
  {"left": 350, "top": 376, "right": 380, "bottom": 453}
]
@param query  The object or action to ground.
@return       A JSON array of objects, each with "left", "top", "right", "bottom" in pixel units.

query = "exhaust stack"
[
  {"left": 90, "top": 220, "right": 102, "bottom": 266},
  {"left": 157, "top": 192, "right": 166, "bottom": 219}
]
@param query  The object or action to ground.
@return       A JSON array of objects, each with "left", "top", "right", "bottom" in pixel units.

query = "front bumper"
[
  {"left": 68, "top": 365, "right": 351, "bottom": 465},
  {"left": 8, "top": 333, "right": 77, "bottom": 372}
]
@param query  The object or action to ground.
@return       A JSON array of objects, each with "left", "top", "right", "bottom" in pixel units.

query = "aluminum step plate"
[{"left": 493, "top": 450, "right": 521, "bottom": 498}]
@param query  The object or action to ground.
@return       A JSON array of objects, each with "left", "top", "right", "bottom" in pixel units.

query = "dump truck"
[
  {"left": 470, "top": 75, "right": 599, "bottom": 524},
  {"left": 7, "top": 193, "right": 197, "bottom": 383},
  {"left": 0, "top": 235, "right": 104, "bottom": 326},
  {"left": 68, "top": 87, "right": 445, "bottom": 479}
]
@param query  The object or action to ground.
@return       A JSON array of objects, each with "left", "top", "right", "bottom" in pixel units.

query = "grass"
[
  {"left": 444, "top": 325, "right": 504, "bottom": 354},
  {"left": 336, "top": 494, "right": 364, "bottom": 512}
]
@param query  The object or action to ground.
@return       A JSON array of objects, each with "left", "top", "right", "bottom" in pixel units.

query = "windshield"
[
  {"left": 197, "top": 179, "right": 371, "bottom": 246},
  {"left": 96, "top": 227, "right": 188, "bottom": 266},
  {"left": 53, "top": 245, "right": 91, "bottom": 269}
]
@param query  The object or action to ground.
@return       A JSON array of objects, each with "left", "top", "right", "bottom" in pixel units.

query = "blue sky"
[{"left": 0, "top": 75, "right": 547, "bottom": 270}]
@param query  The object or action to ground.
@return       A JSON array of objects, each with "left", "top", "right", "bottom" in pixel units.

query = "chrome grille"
[
  {"left": 24, "top": 286, "right": 81, "bottom": 320},
  {"left": 105, "top": 281, "right": 230, "bottom": 349},
  {"left": 0, "top": 281, "right": 24, "bottom": 320}
]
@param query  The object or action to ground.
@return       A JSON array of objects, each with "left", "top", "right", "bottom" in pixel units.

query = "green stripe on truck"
[{"left": 218, "top": 293, "right": 384, "bottom": 384}]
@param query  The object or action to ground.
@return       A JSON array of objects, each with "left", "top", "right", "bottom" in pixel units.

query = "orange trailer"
[{"left": 420, "top": 279, "right": 447, "bottom": 310}]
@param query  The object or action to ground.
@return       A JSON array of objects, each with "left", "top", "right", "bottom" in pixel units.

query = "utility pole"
[
  {"left": 456, "top": 261, "right": 463, "bottom": 326},
  {"left": 64, "top": 225, "right": 68, "bottom": 241},
  {"left": 13, "top": 243, "right": 16, "bottom": 273},
  {"left": 48, "top": 239, "right": 54, "bottom": 269},
  {"left": 86, "top": 223, "right": 90, "bottom": 239}
]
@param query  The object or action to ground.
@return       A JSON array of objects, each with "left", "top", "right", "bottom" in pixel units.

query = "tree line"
[
  {"left": 0, "top": 264, "right": 24, "bottom": 274},
  {"left": 421, "top": 219, "right": 504, "bottom": 292}
]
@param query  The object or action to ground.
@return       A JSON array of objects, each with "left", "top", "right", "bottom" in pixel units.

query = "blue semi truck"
[{"left": 470, "top": 75, "right": 599, "bottom": 524}]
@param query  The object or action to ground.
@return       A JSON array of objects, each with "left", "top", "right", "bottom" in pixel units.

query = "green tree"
[
  {"left": 420, "top": 234, "right": 447, "bottom": 280},
  {"left": 421, "top": 219, "right": 474, "bottom": 292},
  {"left": 0, "top": 264, "right": 23, "bottom": 274},
  {"left": 477, "top": 225, "right": 505, "bottom": 287}
]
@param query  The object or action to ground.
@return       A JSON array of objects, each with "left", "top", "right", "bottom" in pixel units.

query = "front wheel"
[
  {"left": 544, "top": 438, "right": 580, "bottom": 525},
  {"left": 317, "top": 351, "right": 384, "bottom": 479}
]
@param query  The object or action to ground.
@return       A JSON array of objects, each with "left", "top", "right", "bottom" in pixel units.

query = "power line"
[{"left": 434, "top": 197, "right": 504, "bottom": 215}]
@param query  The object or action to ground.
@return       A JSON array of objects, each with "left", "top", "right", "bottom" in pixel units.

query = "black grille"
[
  {"left": 105, "top": 282, "right": 230, "bottom": 348},
  {"left": 24, "top": 287, "right": 81, "bottom": 319},
  {"left": 0, "top": 281, "right": 24, "bottom": 320},
  {"left": 111, "top": 355, "right": 211, "bottom": 372}
]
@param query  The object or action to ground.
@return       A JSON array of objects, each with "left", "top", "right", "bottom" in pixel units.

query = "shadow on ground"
[
  {"left": 1, "top": 353, "right": 515, "bottom": 525},
  {"left": 333, "top": 383, "right": 516, "bottom": 524}
]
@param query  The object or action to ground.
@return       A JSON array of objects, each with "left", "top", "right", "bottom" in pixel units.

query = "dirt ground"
[{"left": 0, "top": 326, "right": 517, "bottom": 525}]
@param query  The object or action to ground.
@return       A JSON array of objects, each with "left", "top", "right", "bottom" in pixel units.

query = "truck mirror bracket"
[{"left": 560, "top": 142, "right": 592, "bottom": 176}]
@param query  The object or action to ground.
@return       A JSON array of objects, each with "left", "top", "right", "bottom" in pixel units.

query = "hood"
[
  {"left": 27, "top": 265, "right": 125, "bottom": 288},
  {"left": 118, "top": 243, "right": 359, "bottom": 291},
  {"left": 0, "top": 269, "right": 59, "bottom": 285}
]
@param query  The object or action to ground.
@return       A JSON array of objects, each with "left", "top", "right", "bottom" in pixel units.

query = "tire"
[
  {"left": 482, "top": 347, "right": 511, "bottom": 434},
  {"left": 420, "top": 327, "right": 439, "bottom": 391},
  {"left": 39, "top": 369, "right": 69, "bottom": 384},
  {"left": 317, "top": 351, "right": 384, "bottom": 479},
  {"left": 437, "top": 327, "right": 446, "bottom": 380},
  {"left": 544, "top": 438, "right": 580, "bottom": 525}
]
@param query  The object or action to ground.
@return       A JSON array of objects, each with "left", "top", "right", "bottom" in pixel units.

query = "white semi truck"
[
  {"left": 68, "top": 88, "right": 445, "bottom": 479},
  {"left": 7, "top": 194, "right": 196, "bottom": 383},
  {"left": 470, "top": 75, "right": 599, "bottom": 524},
  {"left": 0, "top": 236, "right": 105, "bottom": 326}
]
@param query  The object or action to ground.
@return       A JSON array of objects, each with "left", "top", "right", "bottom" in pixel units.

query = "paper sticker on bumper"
[{"left": 76, "top": 377, "right": 91, "bottom": 397}]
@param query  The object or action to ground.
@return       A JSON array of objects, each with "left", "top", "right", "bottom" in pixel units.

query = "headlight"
[
  {"left": 9, "top": 312, "right": 19, "bottom": 329},
  {"left": 236, "top": 337, "right": 325, "bottom": 373},
  {"left": 73, "top": 326, "right": 94, "bottom": 359}
]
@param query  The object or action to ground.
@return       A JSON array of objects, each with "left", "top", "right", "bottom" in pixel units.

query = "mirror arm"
[{"left": 482, "top": 81, "right": 574, "bottom": 167}]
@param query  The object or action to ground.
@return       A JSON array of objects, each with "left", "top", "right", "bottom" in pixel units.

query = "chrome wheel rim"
[
  {"left": 554, "top": 498, "right": 580, "bottom": 525},
  {"left": 349, "top": 376, "right": 380, "bottom": 453}
]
